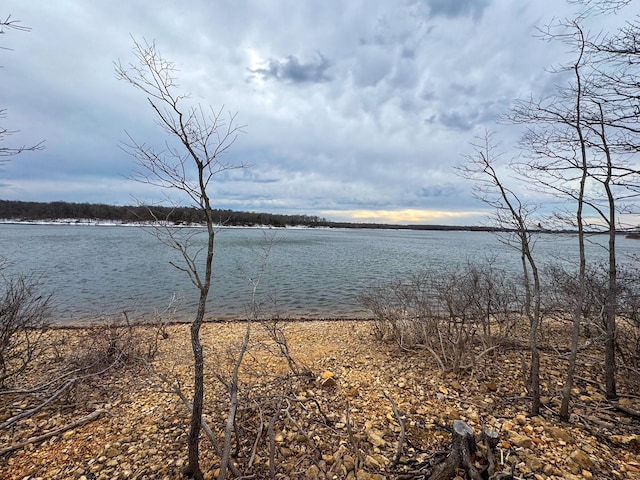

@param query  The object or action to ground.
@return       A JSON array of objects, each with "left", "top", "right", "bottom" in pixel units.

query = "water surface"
[{"left": 2, "top": 225, "right": 638, "bottom": 324}]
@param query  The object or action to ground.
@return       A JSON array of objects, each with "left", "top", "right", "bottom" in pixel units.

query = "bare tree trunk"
[
  {"left": 604, "top": 247, "right": 618, "bottom": 400},
  {"left": 529, "top": 329, "right": 541, "bottom": 416},
  {"left": 560, "top": 43, "right": 588, "bottom": 422},
  {"left": 523, "top": 231, "right": 542, "bottom": 417},
  {"left": 187, "top": 310, "right": 205, "bottom": 480},
  {"left": 521, "top": 245, "right": 541, "bottom": 416},
  {"left": 600, "top": 106, "right": 618, "bottom": 400},
  {"left": 560, "top": 307, "right": 582, "bottom": 421},
  {"left": 186, "top": 203, "right": 215, "bottom": 479}
]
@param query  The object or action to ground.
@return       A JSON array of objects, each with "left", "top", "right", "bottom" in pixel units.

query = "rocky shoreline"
[{"left": 1, "top": 321, "right": 638, "bottom": 479}]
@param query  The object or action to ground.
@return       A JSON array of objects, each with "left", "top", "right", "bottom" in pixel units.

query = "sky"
[{"left": 1, "top": 0, "right": 639, "bottom": 225}]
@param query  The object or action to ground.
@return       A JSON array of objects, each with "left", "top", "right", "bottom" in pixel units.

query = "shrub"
[
  {"left": 0, "top": 274, "right": 52, "bottom": 387},
  {"left": 359, "top": 261, "right": 520, "bottom": 372}
]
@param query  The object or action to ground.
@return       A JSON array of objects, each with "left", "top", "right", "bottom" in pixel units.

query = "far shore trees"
[{"left": 116, "top": 39, "right": 245, "bottom": 480}]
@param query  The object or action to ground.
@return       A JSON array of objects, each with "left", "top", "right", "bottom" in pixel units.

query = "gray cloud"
[
  {"left": 422, "top": 0, "right": 492, "bottom": 19},
  {"left": 439, "top": 111, "right": 475, "bottom": 131},
  {"left": 418, "top": 184, "right": 460, "bottom": 199},
  {"left": 249, "top": 52, "right": 332, "bottom": 84}
]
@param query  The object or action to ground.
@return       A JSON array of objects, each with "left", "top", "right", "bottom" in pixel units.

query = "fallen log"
[{"left": 0, "top": 408, "right": 109, "bottom": 456}]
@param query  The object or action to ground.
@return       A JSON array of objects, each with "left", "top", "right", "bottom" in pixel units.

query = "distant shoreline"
[
  {"left": 0, "top": 219, "right": 318, "bottom": 229},
  {"left": 0, "top": 218, "right": 631, "bottom": 235},
  {"left": 0, "top": 217, "right": 499, "bottom": 232},
  {"left": 1, "top": 199, "right": 638, "bottom": 234}
]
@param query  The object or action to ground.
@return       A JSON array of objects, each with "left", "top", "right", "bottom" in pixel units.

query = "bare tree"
[
  {"left": 458, "top": 132, "right": 543, "bottom": 415},
  {"left": 568, "top": 0, "right": 633, "bottom": 15},
  {"left": 0, "top": 110, "right": 44, "bottom": 160},
  {"left": 585, "top": 11, "right": 640, "bottom": 400},
  {"left": 506, "top": 20, "right": 608, "bottom": 418},
  {"left": 115, "top": 39, "right": 245, "bottom": 479},
  {"left": 1, "top": 15, "right": 44, "bottom": 160},
  {"left": 509, "top": 15, "right": 640, "bottom": 408}
]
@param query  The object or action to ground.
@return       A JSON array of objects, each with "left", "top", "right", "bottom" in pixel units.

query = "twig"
[
  {"left": 345, "top": 404, "right": 362, "bottom": 471},
  {"left": 267, "top": 398, "right": 282, "bottom": 479},
  {"left": 285, "top": 395, "right": 331, "bottom": 425},
  {"left": 283, "top": 399, "right": 312, "bottom": 446},
  {"left": 609, "top": 401, "right": 640, "bottom": 419},
  {"left": 383, "top": 391, "right": 406, "bottom": 466},
  {"left": 0, "top": 379, "right": 75, "bottom": 430},
  {"left": 247, "top": 401, "right": 264, "bottom": 469},
  {"left": 219, "top": 317, "right": 252, "bottom": 480},
  {"left": 0, "top": 409, "right": 109, "bottom": 456},
  {"left": 0, "top": 359, "right": 101, "bottom": 396}
]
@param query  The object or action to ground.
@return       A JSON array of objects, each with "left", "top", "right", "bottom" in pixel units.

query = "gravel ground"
[{"left": 1, "top": 320, "right": 639, "bottom": 479}]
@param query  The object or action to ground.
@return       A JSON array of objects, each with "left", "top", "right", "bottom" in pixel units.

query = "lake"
[{"left": 2, "top": 224, "right": 639, "bottom": 324}]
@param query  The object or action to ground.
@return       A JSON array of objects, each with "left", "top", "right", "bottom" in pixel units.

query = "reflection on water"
[{"left": 2, "top": 225, "right": 639, "bottom": 323}]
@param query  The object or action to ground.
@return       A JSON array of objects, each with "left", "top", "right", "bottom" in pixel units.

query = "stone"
[
  {"left": 525, "top": 456, "right": 544, "bottom": 472},
  {"left": 515, "top": 414, "right": 527, "bottom": 425},
  {"left": 319, "top": 376, "right": 337, "bottom": 389},
  {"left": 371, "top": 453, "right": 390, "bottom": 467},
  {"left": 562, "top": 474, "right": 582, "bottom": 480},
  {"left": 611, "top": 434, "right": 640, "bottom": 449},
  {"left": 364, "top": 454, "right": 382, "bottom": 469},
  {"left": 367, "top": 429, "right": 386, "bottom": 448},
  {"left": 509, "top": 432, "right": 533, "bottom": 449},
  {"left": 356, "top": 472, "right": 385, "bottom": 480},
  {"left": 105, "top": 447, "right": 120, "bottom": 458},
  {"left": 546, "top": 426, "right": 575, "bottom": 444},
  {"left": 280, "top": 447, "right": 293, "bottom": 457},
  {"left": 530, "top": 416, "right": 545, "bottom": 427},
  {"left": 569, "top": 449, "right": 593, "bottom": 470},
  {"left": 446, "top": 408, "right": 461, "bottom": 420},
  {"left": 502, "top": 420, "right": 514, "bottom": 431},
  {"left": 305, "top": 465, "right": 320, "bottom": 479},
  {"left": 343, "top": 454, "right": 355, "bottom": 472},
  {"left": 346, "top": 386, "right": 360, "bottom": 397}
]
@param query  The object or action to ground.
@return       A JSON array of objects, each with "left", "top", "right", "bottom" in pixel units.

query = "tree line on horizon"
[
  {"left": 0, "top": 199, "right": 327, "bottom": 227},
  {"left": 0, "top": 199, "right": 507, "bottom": 231}
]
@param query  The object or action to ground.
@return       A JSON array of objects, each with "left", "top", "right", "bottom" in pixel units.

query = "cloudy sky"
[{"left": 1, "top": 1, "right": 637, "bottom": 225}]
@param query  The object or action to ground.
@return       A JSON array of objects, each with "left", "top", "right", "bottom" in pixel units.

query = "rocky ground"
[{"left": 1, "top": 320, "right": 639, "bottom": 479}]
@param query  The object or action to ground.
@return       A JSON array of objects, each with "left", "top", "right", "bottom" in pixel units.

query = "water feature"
[{"left": 2, "top": 224, "right": 638, "bottom": 323}]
